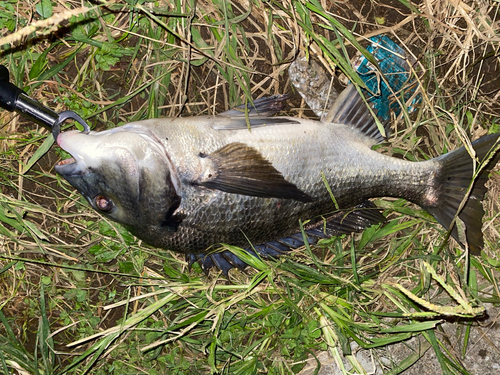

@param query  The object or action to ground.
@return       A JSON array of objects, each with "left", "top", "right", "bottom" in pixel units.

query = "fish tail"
[{"left": 425, "top": 133, "right": 500, "bottom": 254}]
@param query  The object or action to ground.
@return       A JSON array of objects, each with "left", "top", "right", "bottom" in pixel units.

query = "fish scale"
[
  {"left": 151, "top": 125, "right": 430, "bottom": 253},
  {"left": 54, "top": 84, "right": 500, "bottom": 270}
]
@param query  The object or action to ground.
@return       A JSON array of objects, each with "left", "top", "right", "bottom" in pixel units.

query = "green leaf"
[
  {"left": 0, "top": 261, "right": 16, "bottom": 275},
  {"left": 380, "top": 320, "right": 443, "bottom": 333},
  {"left": 22, "top": 135, "right": 54, "bottom": 174},
  {"left": 29, "top": 50, "right": 50, "bottom": 80},
  {"left": 0, "top": 202, "right": 25, "bottom": 233},
  {"left": 119, "top": 261, "right": 134, "bottom": 273},
  {"left": 35, "top": 0, "right": 53, "bottom": 18},
  {"left": 24, "top": 220, "right": 49, "bottom": 241},
  {"left": 189, "top": 57, "right": 209, "bottom": 66},
  {"left": 95, "top": 53, "right": 121, "bottom": 71},
  {"left": 358, "top": 218, "right": 421, "bottom": 249}
]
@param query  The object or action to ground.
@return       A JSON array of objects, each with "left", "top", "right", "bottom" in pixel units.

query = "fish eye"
[{"left": 94, "top": 195, "right": 114, "bottom": 211}]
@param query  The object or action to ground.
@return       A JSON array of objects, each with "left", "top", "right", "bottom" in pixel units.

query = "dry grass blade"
[{"left": 0, "top": 7, "right": 95, "bottom": 47}]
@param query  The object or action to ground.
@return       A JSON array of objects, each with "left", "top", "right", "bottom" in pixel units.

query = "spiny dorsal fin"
[
  {"left": 214, "top": 95, "right": 299, "bottom": 130},
  {"left": 194, "top": 142, "right": 314, "bottom": 202},
  {"left": 324, "top": 84, "right": 391, "bottom": 145},
  {"left": 219, "top": 95, "right": 289, "bottom": 117},
  {"left": 212, "top": 116, "right": 300, "bottom": 130}
]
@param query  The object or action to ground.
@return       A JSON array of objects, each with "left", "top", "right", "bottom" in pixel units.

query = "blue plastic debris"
[{"left": 354, "top": 35, "right": 421, "bottom": 122}]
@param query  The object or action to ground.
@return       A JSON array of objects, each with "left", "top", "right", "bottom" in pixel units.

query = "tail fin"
[{"left": 425, "top": 133, "right": 500, "bottom": 254}]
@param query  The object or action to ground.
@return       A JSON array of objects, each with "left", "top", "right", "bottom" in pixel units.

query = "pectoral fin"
[{"left": 195, "top": 142, "right": 314, "bottom": 202}]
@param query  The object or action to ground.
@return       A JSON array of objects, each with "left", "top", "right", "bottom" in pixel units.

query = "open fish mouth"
[
  {"left": 56, "top": 157, "right": 77, "bottom": 166},
  {"left": 55, "top": 155, "right": 85, "bottom": 176},
  {"left": 54, "top": 130, "right": 91, "bottom": 176}
]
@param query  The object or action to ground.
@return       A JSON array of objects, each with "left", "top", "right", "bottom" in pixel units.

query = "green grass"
[{"left": 1, "top": 0, "right": 500, "bottom": 374}]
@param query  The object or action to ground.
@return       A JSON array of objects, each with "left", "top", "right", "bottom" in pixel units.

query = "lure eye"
[{"left": 94, "top": 195, "right": 113, "bottom": 211}]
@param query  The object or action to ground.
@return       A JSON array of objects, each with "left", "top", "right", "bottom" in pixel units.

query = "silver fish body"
[{"left": 55, "top": 85, "right": 500, "bottom": 257}]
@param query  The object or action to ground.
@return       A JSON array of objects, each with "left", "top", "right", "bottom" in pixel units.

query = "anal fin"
[
  {"left": 319, "top": 200, "right": 387, "bottom": 235},
  {"left": 187, "top": 201, "right": 386, "bottom": 274}
]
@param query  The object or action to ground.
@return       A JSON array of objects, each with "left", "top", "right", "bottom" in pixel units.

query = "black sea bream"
[{"left": 55, "top": 84, "right": 500, "bottom": 271}]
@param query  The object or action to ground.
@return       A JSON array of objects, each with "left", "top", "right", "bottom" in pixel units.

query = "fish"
[{"left": 54, "top": 84, "right": 500, "bottom": 273}]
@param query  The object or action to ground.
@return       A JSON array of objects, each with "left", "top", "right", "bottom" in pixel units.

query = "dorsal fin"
[
  {"left": 324, "top": 84, "right": 391, "bottom": 145},
  {"left": 219, "top": 95, "right": 289, "bottom": 117},
  {"left": 214, "top": 95, "right": 299, "bottom": 130},
  {"left": 212, "top": 116, "right": 300, "bottom": 130}
]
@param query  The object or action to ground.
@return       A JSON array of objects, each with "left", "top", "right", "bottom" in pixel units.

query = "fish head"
[{"left": 55, "top": 127, "right": 181, "bottom": 231}]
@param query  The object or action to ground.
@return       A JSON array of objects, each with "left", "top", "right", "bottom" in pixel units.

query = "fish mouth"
[
  {"left": 57, "top": 157, "right": 77, "bottom": 166},
  {"left": 55, "top": 155, "right": 86, "bottom": 176},
  {"left": 54, "top": 131, "right": 89, "bottom": 176}
]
